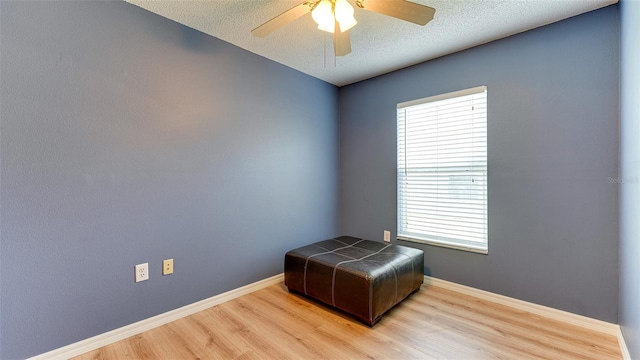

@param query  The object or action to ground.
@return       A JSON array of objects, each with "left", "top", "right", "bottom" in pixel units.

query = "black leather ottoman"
[{"left": 284, "top": 236, "right": 424, "bottom": 326}]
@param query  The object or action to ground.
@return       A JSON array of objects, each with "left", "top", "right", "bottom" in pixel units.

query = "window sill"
[{"left": 397, "top": 236, "right": 488, "bottom": 255}]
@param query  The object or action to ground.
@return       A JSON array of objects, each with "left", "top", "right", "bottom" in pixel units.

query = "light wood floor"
[{"left": 75, "top": 282, "right": 622, "bottom": 359}]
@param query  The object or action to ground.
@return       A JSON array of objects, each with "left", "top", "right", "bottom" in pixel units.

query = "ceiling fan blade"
[
  {"left": 359, "top": 0, "right": 435, "bottom": 26},
  {"left": 251, "top": 2, "right": 312, "bottom": 38},
  {"left": 334, "top": 22, "right": 352, "bottom": 56}
]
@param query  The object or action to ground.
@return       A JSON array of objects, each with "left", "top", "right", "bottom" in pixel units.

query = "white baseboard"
[
  {"left": 28, "top": 274, "right": 284, "bottom": 360},
  {"left": 426, "top": 276, "right": 632, "bottom": 358},
  {"left": 426, "top": 276, "right": 635, "bottom": 359},
  {"left": 29, "top": 273, "right": 631, "bottom": 360},
  {"left": 617, "top": 326, "right": 632, "bottom": 360},
  {"left": 425, "top": 276, "right": 620, "bottom": 336}
]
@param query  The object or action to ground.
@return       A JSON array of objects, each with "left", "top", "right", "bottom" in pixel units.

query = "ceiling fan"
[{"left": 251, "top": 0, "right": 436, "bottom": 57}]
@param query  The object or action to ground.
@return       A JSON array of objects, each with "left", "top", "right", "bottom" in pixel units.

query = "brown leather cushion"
[{"left": 284, "top": 235, "right": 424, "bottom": 326}]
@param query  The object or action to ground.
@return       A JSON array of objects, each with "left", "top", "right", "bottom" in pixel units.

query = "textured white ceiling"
[{"left": 125, "top": 0, "right": 617, "bottom": 86}]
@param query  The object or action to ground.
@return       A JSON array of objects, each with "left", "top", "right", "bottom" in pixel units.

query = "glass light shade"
[
  {"left": 334, "top": 0, "right": 357, "bottom": 32},
  {"left": 337, "top": 15, "right": 357, "bottom": 32},
  {"left": 312, "top": 0, "right": 335, "bottom": 33},
  {"left": 317, "top": 23, "right": 335, "bottom": 33}
]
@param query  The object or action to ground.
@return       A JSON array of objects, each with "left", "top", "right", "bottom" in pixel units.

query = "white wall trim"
[
  {"left": 617, "top": 326, "right": 632, "bottom": 360},
  {"left": 426, "top": 276, "right": 633, "bottom": 357},
  {"left": 425, "top": 276, "right": 619, "bottom": 335},
  {"left": 28, "top": 274, "right": 284, "bottom": 360},
  {"left": 29, "top": 273, "right": 629, "bottom": 360}
]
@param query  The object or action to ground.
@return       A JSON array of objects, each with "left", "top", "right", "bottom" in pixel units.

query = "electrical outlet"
[
  {"left": 163, "top": 258, "right": 174, "bottom": 276},
  {"left": 384, "top": 230, "right": 391, "bottom": 242},
  {"left": 135, "top": 263, "right": 149, "bottom": 283}
]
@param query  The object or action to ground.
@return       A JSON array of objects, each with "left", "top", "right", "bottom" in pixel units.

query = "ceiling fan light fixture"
[
  {"left": 335, "top": 0, "right": 357, "bottom": 32},
  {"left": 252, "top": 0, "right": 436, "bottom": 58},
  {"left": 317, "top": 23, "right": 335, "bottom": 33},
  {"left": 312, "top": 0, "right": 335, "bottom": 33},
  {"left": 337, "top": 15, "right": 357, "bottom": 32}
]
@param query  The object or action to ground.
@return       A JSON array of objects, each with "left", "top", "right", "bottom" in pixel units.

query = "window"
[{"left": 397, "top": 86, "right": 488, "bottom": 254}]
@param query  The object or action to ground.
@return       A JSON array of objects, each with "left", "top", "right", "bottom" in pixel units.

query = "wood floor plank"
[
  {"left": 74, "top": 282, "right": 622, "bottom": 360},
  {"left": 422, "top": 287, "right": 620, "bottom": 359}
]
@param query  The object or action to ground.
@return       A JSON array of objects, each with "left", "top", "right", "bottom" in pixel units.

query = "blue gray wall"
[
  {"left": 0, "top": 1, "right": 628, "bottom": 359},
  {"left": 339, "top": 6, "right": 619, "bottom": 322},
  {"left": 620, "top": 0, "right": 640, "bottom": 358},
  {"left": 0, "top": 2, "right": 339, "bottom": 358}
]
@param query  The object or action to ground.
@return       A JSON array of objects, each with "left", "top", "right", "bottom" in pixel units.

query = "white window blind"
[{"left": 397, "top": 86, "right": 488, "bottom": 253}]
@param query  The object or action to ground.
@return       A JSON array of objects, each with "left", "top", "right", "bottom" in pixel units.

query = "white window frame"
[{"left": 397, "top": 86, "right": 488, "bottom": 254}]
